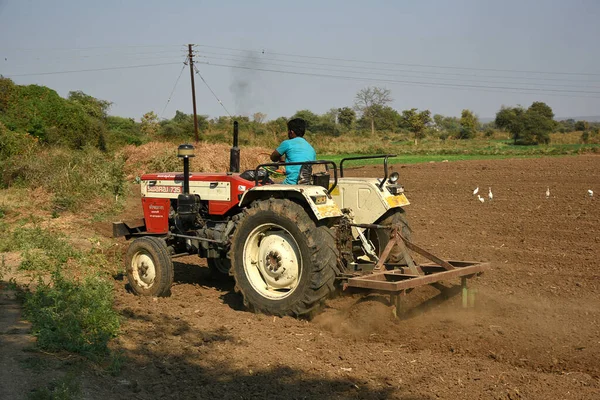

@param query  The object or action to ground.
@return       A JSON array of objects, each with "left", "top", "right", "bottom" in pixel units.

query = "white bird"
[
  {"left": 473, "top": 187, "right": 479, "bottom": 195},
  {"left": 477, "top": 194, "right": 485, "bottom": 203},
  {"left": 588, "top": 189, "right": 594, "bottom": 198},
  {"left": 488, "top": 187, "right": 493, "bottom": 201},
  {"left": 546, "top": 187, "right": 550, "bottom": 199}
]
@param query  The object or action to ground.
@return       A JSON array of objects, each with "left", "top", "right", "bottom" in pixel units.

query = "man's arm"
[{"left": 270, "top": 150, "right": 283, "bottom": 162}]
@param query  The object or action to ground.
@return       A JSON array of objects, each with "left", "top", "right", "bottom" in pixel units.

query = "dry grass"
[{"left": 120, "top": 141, "right": 273, "bottom": 179}]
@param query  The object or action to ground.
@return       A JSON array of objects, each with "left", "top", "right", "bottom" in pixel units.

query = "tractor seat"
[{"left": 298, "top": 164, "right": 330, "bottom": 189}]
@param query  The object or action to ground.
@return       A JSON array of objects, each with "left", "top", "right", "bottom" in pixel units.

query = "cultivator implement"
[{"left": 344, "top": 224, "right": 490, "bottom": 315}]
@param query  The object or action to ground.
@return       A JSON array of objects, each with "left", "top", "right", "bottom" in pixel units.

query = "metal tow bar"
[{"left": 344, "top": 223, "right": 490, "bottom": 317}]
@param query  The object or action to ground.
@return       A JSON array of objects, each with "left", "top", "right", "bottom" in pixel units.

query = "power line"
[
  {"left": 194, "top": 49, "right": 600, "bottom": 85},
  {"left": 4, "top": 62, "right": 183, "bottom": 77},
  {"left": 160, "top": 57, "right": 189, "bottom": 118},
  {"left": 195, "top": 60, "right": 600, "bottom": 99},
  {"left": 2, "top": 44, "right": 185, "bottom": 52},
  {"left": 192, "top": 64, "right": 232, "bottom": 117},
  {"left": 196, "top": 54, "right": 600, "bottom": 90},
  {"left": 193, "top": 43, "right": 600, "bottom": 77}
]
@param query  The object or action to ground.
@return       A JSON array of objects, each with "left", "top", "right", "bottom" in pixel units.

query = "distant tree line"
[{"left": 2, "top": 78, "right": 599, "bottom": 161}]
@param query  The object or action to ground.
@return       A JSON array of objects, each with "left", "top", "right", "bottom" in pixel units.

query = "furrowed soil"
[{"left": 2, "top": 155, "right": 599, "bottom": 399}]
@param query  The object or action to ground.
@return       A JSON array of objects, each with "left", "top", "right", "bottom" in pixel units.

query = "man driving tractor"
[{"left": 270, "top": 118, "right": 316, "bottom": 184}]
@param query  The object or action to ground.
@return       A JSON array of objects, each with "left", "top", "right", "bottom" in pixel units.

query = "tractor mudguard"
[{"left": 238, "top": 185, "right": 343, "bottom": 221}]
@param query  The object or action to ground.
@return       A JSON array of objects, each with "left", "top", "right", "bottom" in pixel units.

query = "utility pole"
[{"left": 188, "top": 44, "right": 199, "bottom": 142}]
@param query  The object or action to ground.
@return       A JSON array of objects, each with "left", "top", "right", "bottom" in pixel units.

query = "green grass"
[
  {"left": 24, "top": 271, "right": 120, "bottom": 359},
  {"left": 322, "top": 142, "right": 599, "bottom": 167},
  {"left": 1, "top": 223, "right": 121, "bottom": 362}
]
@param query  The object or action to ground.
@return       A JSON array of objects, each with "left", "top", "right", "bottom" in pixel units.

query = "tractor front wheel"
[
  {"left": 207, "top": 257, "right": 232, "bottom": 280},
  {"left": 231, "top": 198, "right": 337, "bottom": 318},
  {"left": 125, "top": 236, "right": 174, "bottom": 297}
]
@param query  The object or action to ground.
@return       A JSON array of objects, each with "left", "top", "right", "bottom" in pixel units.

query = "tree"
[
  {"left": 399, "top": 108, "right": 431, "bottom": 143},
  {"left": 68, "top": 91, "right": 112, "bottom": 119},
  {"left": 291, "top": 109, "right": 319, "bottom": 132},
  {"left": 140, "top": 111, "right": 159, "bottom": 137},
  {"left": 458, "top": 109, "right": 478, "bottom": 139},
  {"left": 528, "top": 101, "right": 554, "bottom": 120},
  {"left": 253, "top": 112, "right": 267, "bottom": 124},
  {"left": 495, "top": 106, "right": 525, "bottom": 144},
  {"left": 574, "top": 120, "right": 589, "bottom": 131},
  {"left": 495, "top": 102, "right": 555, "bottom": 145},
  {"left": 338, "top": 107, "right": 356, "bottom": 130},
  {"left": 354, "top": 87, "right": 393, "bottom": 135}
]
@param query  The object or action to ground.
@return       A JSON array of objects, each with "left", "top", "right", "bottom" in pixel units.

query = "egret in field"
[
  {"left": 473, "top": 187, "right": 479, "bottom": 195},
  {"left": 546, "top": 187, "right": 550, "bottom": 199},
  {"left": 488, "top": 187, "right": 493, "bottom": 201},
  {"left": 477, "top": 194, "right": 485, "bottom": 203},
  {"left": 589, "top": 189, "right": 594, "bottom": 198}
]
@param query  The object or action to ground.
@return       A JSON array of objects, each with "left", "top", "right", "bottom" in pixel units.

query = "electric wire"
[
  {"left": 193, "top": 44, "right": 600, "bottom": 77},
  {"left": 195, "top": 53, "right": 600, "bottom": 90},
  {"left": 192, "top": 63, "right": 232, "bottom": 117},
  {"left": 193, "top": 49, "right": 600, "bottom": 85},
  {"left": 194, "top": 60, "right": 600, "bottom": 99},
  {"left": 160, "top": 56, "right": 189, "bottom": 118},
  {"left": 4, "top": 62, "right": 183, "bottom": 77}
]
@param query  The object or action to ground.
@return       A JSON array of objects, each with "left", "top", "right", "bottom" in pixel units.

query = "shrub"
[
  {"left": 24, "top": 271, "right": 120, "bottom": 358},
  {"left": 0, "top": 146, "right": 125, "bottom": 212}
]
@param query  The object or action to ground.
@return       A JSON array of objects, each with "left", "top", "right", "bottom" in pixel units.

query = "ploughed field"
[{"left": 33, "top": 156, "right": 600, "bottom": 399}]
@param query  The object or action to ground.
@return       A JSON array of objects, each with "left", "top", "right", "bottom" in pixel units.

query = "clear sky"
[{"left": 1, "top": 0, "right": 599, "bottom": 121}]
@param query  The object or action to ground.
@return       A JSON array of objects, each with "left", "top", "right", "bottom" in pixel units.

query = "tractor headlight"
[
  {"left": 311, "top": 195, "right": 327, "bottom": 205},
  {"left": 389, "top": 172, "right": 399, "bottom": 184},
  {"left": 177, "top": 144, "right": 195, "bottom": 158}
]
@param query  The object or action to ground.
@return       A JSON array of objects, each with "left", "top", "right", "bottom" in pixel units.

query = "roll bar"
[
  {"left": 339, "top": 154, "right": 397, "bottom": 190},
  {"left": 254, "top": 160, "right": 338, "bottom": 195}
]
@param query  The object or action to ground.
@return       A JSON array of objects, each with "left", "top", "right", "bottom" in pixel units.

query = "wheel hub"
[
  {"left": 132, "top": 253, "right": 156, "bottom": 288},
  {"left": 243, "top": 224, "right": 302, "bottom": 299}
]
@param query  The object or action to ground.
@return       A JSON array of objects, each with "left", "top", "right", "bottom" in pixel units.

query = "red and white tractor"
[{"left": 114, "top": 122, "right": 488, "bottom": 318}]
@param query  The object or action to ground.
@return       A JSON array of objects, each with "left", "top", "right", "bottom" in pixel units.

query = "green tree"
[
  {"left": 68, "top": 91, "right": 112, "bottom": 119},
  {"left": 354, "top": 87, "right": 393, "bottom": 136},
  {"left": 528, "top": 101, "right": 554, "bottom": 120},
  {"left": 338, "top": 107, "right": 356, "bottom": 130},
  {"left": 574, "top": 120, "right": 589, "bottom": 131},
  {"left": 433, "top": 114, "right": 460, "bottom": 140},
  {"left": 291, "top": 109, "right": 320, "bottom": 132},
  {"left": 400, "top": 108, "right": 431, "bottom": 143},
  {"left": 140, "top": 111, "right": 159, "bottom": 137},
  {"left": 495, "top": 102, "right": 555, "bottom": 145},
  {"left": 458, "top": 109, "right": 478, "bottom": 139}
]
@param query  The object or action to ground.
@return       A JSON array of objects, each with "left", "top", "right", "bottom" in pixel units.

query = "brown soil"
[{"left": 2, "top": 155, "right": 600, "bottom": 399}]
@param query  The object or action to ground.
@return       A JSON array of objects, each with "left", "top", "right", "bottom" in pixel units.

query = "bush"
[
  {"left": 1, "top": 146, "right": 125, "bottom": 212},
  {"left": 24, "top": 271, "right": 120, "bottom": 358}
]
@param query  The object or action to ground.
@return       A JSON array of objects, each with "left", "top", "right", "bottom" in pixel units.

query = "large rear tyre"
[
  {"left": 231, "top": 198, "right": 337, "bottom": 318},
  {"left": 125, "top": 236, "right": 173, "bottom": 297},
  {"left": 369, "top": 208, "right": 412, "bottom": 266}
]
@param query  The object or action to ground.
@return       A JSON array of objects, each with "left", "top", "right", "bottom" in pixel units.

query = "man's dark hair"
[{"left": 287, "top": 118, "right": 306, "bottom": 137}]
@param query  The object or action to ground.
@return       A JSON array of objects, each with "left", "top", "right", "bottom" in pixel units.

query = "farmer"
[{"left": 270, "top": 118, "right": 316, "bottom": 184}]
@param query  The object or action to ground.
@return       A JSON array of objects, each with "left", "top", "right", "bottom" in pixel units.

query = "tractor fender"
[{"left": 239, "top": 185, "right": 343, "bottom": 221}]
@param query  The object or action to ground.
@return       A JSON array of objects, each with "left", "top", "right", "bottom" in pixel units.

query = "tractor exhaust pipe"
[
  {"left": 177, "top": 144, "right": 195, "bottom": 194},
  {"left": 229, "top": 120, "right": 240, "bottom": 173}
]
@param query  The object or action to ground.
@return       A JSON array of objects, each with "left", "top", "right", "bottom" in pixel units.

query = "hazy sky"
[{"left": 1, "top": 0, "right": 599, "bottom": 121}]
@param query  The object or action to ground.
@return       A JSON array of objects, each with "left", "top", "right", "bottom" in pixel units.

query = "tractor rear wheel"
[
  {"left": 231, "top": 198, "right": 337, "bottom": 318},
  {"left": 369, "top": 209, "right": 412, "bottom": 266},
  {"left": 125, "top": 236, "right": 173, "bottom": 297}
]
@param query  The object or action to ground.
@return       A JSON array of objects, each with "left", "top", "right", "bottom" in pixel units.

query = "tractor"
[{"left": 114, "top": 122, "right": 488, "bottom": 318}]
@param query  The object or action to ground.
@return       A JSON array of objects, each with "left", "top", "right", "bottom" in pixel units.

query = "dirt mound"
[{"left": 120, "top": 141, "right": 272, "bottom": 179}]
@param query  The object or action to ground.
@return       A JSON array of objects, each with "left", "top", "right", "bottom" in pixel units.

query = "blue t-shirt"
[{"left": 276, "top": 137, "right": 316, "bottom": 184}]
